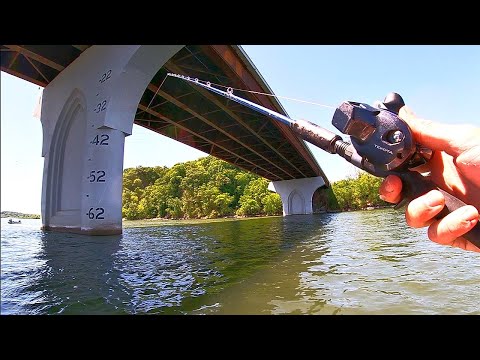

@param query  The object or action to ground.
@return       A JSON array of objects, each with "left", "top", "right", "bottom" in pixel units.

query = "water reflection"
[
  {"left": 116, "top": 215, "right": 331, "bottom": 314},
  {"left": 201, "top": 214, "right": 335, "bottom": 314},
  {"left": 32, "top": 232, "right": 124, "bottom": 314}
]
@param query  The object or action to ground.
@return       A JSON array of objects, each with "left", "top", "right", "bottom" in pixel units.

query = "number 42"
[{"left": 90, "top": 134, "right": 109, "bottom": 145}]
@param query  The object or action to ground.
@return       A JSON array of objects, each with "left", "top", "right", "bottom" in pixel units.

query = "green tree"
[
  {"left": 236, "top": 197, "right": 262, "bottom": 216},
  {"left": 166, "top": 197, "right": 183, "bottom": 219},
  {"left": 214, "top": 193, "right": 234, "bottom": 217},
  {"left": 122, "top": 156, "right": 390, "bottom": 220},
  {"left": 262, "top": 193, "right": 283, "bottom": 215},
  {"left": 330, "top": 171, "right": 388, "bottom": 211}
]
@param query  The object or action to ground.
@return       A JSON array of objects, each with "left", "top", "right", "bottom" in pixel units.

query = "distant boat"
[{"left": 8, "top": 219, "right": 21, "bottom": 224}]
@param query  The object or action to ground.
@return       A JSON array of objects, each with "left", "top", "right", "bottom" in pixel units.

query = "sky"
[{"left": 1, "top": 45, "right": 479, "bottom": 214}]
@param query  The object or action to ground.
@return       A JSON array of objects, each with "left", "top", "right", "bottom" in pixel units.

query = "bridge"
[{"left": 1, "top": 45, "right": 330, "bottom": 235}]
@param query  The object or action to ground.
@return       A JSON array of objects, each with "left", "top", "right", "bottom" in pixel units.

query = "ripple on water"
[{"left": 1, "top": 212, "right": 479, "bottom": 315}]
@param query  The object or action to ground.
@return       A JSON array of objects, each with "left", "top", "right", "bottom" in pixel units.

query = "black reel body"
[{"left": 332, "top": 101, "right": 419, "bottom": 176}]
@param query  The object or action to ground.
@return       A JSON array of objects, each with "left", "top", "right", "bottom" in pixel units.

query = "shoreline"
[
  {"left": 1, "top": 212, "right": 40, "bottom": 219},
  {"left": 122, "top": 214, "right": 283, "bottom": 228},
  {"left": 1, "top": 206, "right": 395, "bottom": 229},
  {"left": 122, "top": 206, "right": 395, "bottom": 228}
]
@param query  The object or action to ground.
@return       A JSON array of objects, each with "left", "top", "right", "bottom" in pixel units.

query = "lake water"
[{"left": 1, "top": 209, "right": 479, "bottom": 315}]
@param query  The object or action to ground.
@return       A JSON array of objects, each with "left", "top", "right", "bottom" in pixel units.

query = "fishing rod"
[{"left": 167, "top": 73, "right": 480, "bottom": 246}]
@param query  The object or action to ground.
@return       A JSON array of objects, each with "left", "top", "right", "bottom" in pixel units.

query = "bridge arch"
[
  {"left": 40, "top": 46, "right": 184, "bottom": 234},
  {"left": 268, "top": 176, "right": 327, "bottom": 216},
  {"left": 288, "top": 190, "right": 305, "bottom": 215},
  {"left": 43, "top": 88, "right": 86, "bottom": 229},
  {"left": 312, "top": 186, "right": 329, "bottom": 213}
]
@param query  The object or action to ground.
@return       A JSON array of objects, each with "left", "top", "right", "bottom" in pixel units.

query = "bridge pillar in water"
[
  {"left": 39, "top": 45, "right": 184, "bottom": 235},
  {"left": 268, "top": 176, "right": 327, "bottom": 215}
]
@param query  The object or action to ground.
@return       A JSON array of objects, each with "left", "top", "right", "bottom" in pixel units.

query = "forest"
[
  {"left": 329, "top": 171, "right": 390, "bottom": 211},
  {"left": 122, "top": 156, "right": 390, "bottom": 220}
]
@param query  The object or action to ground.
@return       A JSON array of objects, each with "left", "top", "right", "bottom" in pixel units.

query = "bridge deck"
[{"left": 1, "top": 45, "right": 328, "bottom": 183}]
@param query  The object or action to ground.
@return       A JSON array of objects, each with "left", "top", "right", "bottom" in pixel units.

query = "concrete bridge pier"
[
  {"left": 268, "top": 176, "right": 327, "bottom": 215},
  {"left": 40, "top": 45, "right": 183, "bottom": 235}
]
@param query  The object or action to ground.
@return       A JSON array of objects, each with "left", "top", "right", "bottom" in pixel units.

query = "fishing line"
[
  {"left": 166, "top": 73, "right": 335, "bottom": 110},
  {"left": 145, "top": 74, "right": 169, "bottom": 111},
  {"left": 147, "top": 73, "right": 336, "bottom": 126}
]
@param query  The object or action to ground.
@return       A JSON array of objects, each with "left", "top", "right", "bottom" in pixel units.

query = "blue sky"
[{"left": 2, "top": 45, "right": 479, "bottom": 214}]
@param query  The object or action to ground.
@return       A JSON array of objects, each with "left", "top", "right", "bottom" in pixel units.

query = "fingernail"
[
  {"left": 384, "top": 177, "right": 395, "bottom": 193},
  {"left": 460, "top": 206, "right": 479, "bottom": 224},
  {"left": 399, "top": 106, "right": 415, "bottom": 121},
  {"left": 398, "top": 107, "right": 408, "bottom": 119},
  {"left": 424, "top": 191, "right": 444, "bottom": 208}
]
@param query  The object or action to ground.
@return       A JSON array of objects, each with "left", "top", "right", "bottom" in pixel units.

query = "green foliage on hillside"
[
  {"left": 122, "top": 156, "right": 283, "bottom": 220},
  {"left": 330, "top": 171, "right": 390, "bottom": 211},
  {"left": 121, "top": 157, "right": 389, "bottom": 220},
  {"left": 1, "top": 211, "right": 40, "bottom": 219}
]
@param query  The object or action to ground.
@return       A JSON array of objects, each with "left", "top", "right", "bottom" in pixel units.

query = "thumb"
[{"left": 398, "top": 105, "right": 480, "bottom": 160}]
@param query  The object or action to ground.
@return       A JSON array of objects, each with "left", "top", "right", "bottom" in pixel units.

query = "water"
[{"left": 1, "top": 210, "right": 479, "bottom": 315}]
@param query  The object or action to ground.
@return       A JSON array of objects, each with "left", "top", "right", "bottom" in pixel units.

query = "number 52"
[{"left": 88, "top": 170, "right": 106, "bottom": 182}]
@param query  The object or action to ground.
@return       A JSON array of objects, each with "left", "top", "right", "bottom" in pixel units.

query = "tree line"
[
  {"left": 122, "top": 156, "right": 283, "bottom": 220},
  {"left": 1, "top": 211, "right": 41, "bottom": 219},
  {"left": 328, "top": 171, "right": 390, "bottom": 211},
  {"left": 122, "top": 156, "right": 389, "bottom": 220}
]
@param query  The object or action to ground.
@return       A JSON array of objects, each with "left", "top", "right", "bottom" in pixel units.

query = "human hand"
[{"left": 379, "top": 106, "right": 480, "bottom": 252}]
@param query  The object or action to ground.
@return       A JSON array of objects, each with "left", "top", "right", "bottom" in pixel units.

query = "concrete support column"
[
  {"left": 79, "top": 127, "right": 126, "bottom": 235},
  {"left": 268, "top": 176, "right": 326, "bottom": 215},
  {"left": 40, "top": 45, "right": 184, "bottom": 235}
]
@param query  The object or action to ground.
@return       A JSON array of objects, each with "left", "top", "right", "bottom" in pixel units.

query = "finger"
[
  {"left": 408, "top": 161, "right": 431, "bottom": 175},
  {"left": 455, "top": 144, "right": 480, "bottom": 187},
  {"left": 379, "top": 175, "right": 403, "bottom": 203},
  {"left": 405, "top": 190, "right": 445, "bottom": 228},
  {"left": 449, "top": 237, "right": 480, "bottom": 252},
  {"left": 399, "top": 106, "right": 480, "bottom": 159},
  {"left": 427, "top": 205, "right": 479, "bottom": 246}
]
